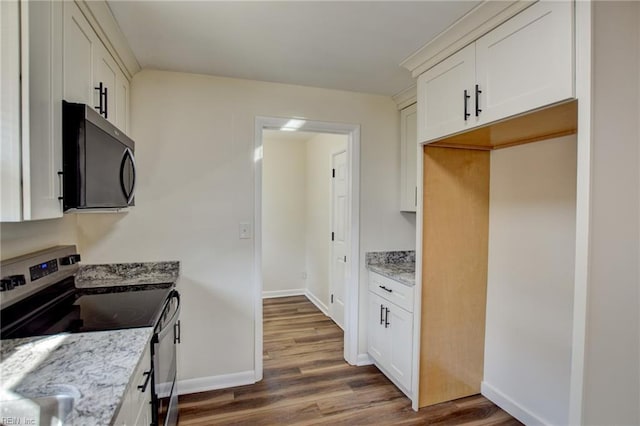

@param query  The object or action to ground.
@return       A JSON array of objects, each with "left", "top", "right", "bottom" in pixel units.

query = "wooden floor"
[{"left": 178, "top": 296, "right": 521, "bottom": 425}]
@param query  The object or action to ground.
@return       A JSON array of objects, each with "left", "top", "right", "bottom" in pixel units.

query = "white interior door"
[{"left": 330, "top": 150, "right": 348, "bottom": 329}]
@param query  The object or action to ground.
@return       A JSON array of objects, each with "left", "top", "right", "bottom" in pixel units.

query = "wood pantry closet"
[
  {"left": 418, "top": 100, "right": 578, "bottom": 409},
  {"left": 404, "top": 3, "right": 582, "bottom": 420}
]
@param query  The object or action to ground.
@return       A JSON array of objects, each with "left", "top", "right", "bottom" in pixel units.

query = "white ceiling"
[{"left": 108, "top": 1, "right": 480, "bottom": 97}]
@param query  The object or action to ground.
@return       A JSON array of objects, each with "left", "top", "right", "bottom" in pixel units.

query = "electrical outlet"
[{"left": 239, "top": 222, "right": 252, "bottom": 239}]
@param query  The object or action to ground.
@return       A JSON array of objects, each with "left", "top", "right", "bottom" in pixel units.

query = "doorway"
[{"left": 253, "top": 116, "right": 360, "bottom": 382}]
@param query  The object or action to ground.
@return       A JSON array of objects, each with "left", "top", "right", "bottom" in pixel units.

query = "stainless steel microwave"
[{"left": 62, "top": 101, "right": 136, "bottom": 211}]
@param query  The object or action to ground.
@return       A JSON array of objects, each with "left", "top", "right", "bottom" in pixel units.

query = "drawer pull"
[
  {"left": 379, "top": 285, "right": 393, "bottom": 293},
  {"left": 138, "top": 369, "right": 152, "bottom": 393}
]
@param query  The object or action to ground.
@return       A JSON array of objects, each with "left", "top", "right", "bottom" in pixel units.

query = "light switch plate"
[{"left": 239, "top": 222, "right": 252, "bottom": 239}]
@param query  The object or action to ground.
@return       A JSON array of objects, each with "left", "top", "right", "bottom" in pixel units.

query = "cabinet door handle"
[
  {"left": 138, "top": 369, "right": 152, "bottom": 392},
  {"left": 94, "top": 82, "right": 104, "bottom": 114},
  {"left": 57, "top": 171, "right": 64, "bottom": 202},
  {"left": 379, "top": 285, "right": 392, "bottom": 293},
  {"left": 385, "top": 308, "right": 390, "bottom": 328},
  {"left": 174, "top": 320, "right": 181, "bottom": 344},
  {"left": 380, "top": 304, "right": 384, "bottom": 325},
  {"left": 103, "top": 86, "right": 108, "bottom": 119},
  {"left": 464, "top": 89, "right": 471, "bottom": 121},
  {"left": 475, "top": 84, "right": 482, "bottom": 117}
]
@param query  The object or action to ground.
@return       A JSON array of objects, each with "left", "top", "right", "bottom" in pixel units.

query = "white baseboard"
[
  {"left": 305, "top": 289, "right": 329, "bottom": 316},
  {"left": 178, "top": 370, "right": 256, "bottom": 396},
  {"left": 356, "top": 353, "right": 373, "bottom": 366},
  {"left": 481, "top": 381, "right": 551, "bottom": 426},
  {"left": 262, "top": 289, "right": 306, "bottom": 299}
]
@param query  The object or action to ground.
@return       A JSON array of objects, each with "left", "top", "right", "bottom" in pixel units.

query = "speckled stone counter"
[
  {"left": 75, "top": 261, "right": 179, "bottom": 288},
  {"left": 366, "top": 251, "right": 416, "bottom": 286},
  {"left": 0, "top": 328, "right": 153, "bottom": 425}
]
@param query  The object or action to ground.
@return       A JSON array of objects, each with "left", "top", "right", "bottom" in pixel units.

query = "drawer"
[
  {"left": 369, "top": 271, "right": 414, "bottom": 312},
  {"left": 130, "top": 347, "right": 152, "bottom": 411}
]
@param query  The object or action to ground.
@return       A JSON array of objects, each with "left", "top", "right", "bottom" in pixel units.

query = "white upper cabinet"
[
  {"left": 1, "top": 0, "right": 64, "bottom": 222},
  {"left": 475, "top": 1, "right": 574, "bottom": 124},
  {"left": 93, "top": 41, "right": 118, "bottom": 125},
  {"left": 417, "top": 44, "right": 476, "bottom": 144},
  {"left": 115, "top": 69, "right": 130, "bottom": 134},
  {"left": 63, "top": 1, "right": 130, "bottom": 133},
  {"left": 400, "top": 103, "right": 418, "bottom": 212},
  {"left": 63, "top": 1, "right": 95, "bottom": 106},
  {"left": 416, "top": 1, "right": 574, "bottom": 144}
]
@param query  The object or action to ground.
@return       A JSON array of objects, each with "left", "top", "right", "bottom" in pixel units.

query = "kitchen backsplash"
[{"left": 75, "top": 261, "right": 180, "bottom": 288}]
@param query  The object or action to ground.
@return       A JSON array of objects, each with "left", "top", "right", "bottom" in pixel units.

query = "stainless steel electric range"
[{"left": 0, "top": 246, "right": 180, "bottom": 426}]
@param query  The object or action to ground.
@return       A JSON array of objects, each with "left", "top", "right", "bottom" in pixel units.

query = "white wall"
[
  {"left": 1, "top": 215, "right": 78, "bottom": 260},
  {"left": 581, "top": 2, "right": 640, "bottom": 424},
  {"left": 76, "top": 69, "right": 416, "bottom": 385},
  {"left": 262, "top": 133, "right": 308, "bottom": 296},
  {"left": 261, "top": 131, "right": 347, "bottom": 311},
  {"left": 483, "top": 135, "right": 577, "bottom": 425},
  {"left": 305, "top": 133, "right": 347, "bottom": 308}
]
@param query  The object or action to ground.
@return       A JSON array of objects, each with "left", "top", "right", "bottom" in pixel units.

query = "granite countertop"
[
  {"left": 365, "top": 251, "right": 416, "bottom": 286},
  {"left": 0, "top": 328, "right": 153, "bottom": 425},
  {"left": 75, "top": 261, "right": 179, "bottom": 288}
]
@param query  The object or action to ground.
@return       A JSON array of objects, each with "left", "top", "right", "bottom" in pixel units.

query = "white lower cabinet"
[
  {"left": 367, "top": 272, "right": 414, "bottom": 395},
  {"left": 113, "top": 346, "right": 152, "bottom": 426}
]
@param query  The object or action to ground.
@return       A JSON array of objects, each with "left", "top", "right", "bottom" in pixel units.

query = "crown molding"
[
  {"left": 400, "top": 0, "right": 536, "bottom": 78},
  {"left": 392, "top": 85, "right": 417, "bottom": 110}
]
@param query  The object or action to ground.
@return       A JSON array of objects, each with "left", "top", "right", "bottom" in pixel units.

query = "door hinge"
[
  {"left": 332, "top": 168, "right": 335, "bottom": 178},
  {"left": 331, "top": 294, "right": 334, "bottom": 303},
  {"left": 331, "top": 232, "right": 334, "bottom": 241}
]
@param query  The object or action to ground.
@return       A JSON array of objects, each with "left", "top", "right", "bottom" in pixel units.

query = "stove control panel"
[
  {"left": 29, "top": 259, "right": 59, "bottom": 281},
  {"left": 0, "top": 245, "right": 80, "bottom": 309}
]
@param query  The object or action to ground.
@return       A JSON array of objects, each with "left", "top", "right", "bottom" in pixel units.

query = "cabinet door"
[
  {"left": 22, "top": 0, "right": 64, "bottom": 220},
  {"left": 475, "top": 1, "right": 574, "bottom": 124},
  {"left": 417, "top": 44, "right": 476, "bottom": 143},
  {"left": 387, "top": 304, "right": 413, "bottom": 391},
  {"left": 400, "top": 103, "right": 417, "bottom": 212},
  {"left": 93, "top": 42, "right": 118, "bottom": 126},
  {"left": 367, "top": 292, "right": 388, "bottom": 364},
  {"left": 63, "top": 1, "right": 95, "bottom": 106},
  {"left": 1, "top": 0, "right": 22, "bottom": 221},
  {"left": 114, "top": 347, "right": 151, "bottom": 425},
  {"left": 115, "top": 68, "right": 130, "bottom": 133}
]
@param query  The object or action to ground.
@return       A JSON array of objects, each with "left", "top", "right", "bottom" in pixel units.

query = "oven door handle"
[{"left": 157, "top": 291, "right": 181, "bottom": 341}]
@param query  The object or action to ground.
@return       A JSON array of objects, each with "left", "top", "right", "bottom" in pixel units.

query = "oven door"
[{"left": 153, "top": 290, "right": 180, "bottom": 426}]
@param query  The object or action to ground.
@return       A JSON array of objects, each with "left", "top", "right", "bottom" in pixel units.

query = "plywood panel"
[
  {"left": 428, "top": 100, "right": 577, "bottom": 150},
  {"left": 419, "top": 147, "right": 490, "bottom": 407}
]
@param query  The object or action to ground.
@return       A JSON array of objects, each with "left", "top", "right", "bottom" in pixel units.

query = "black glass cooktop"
[{"left": 0, "top": 277, "right": 172, "bottom": 339}]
